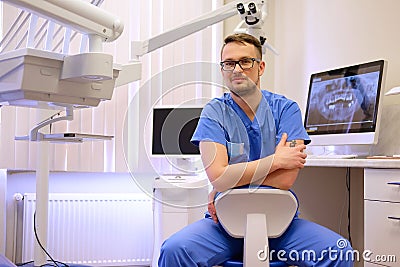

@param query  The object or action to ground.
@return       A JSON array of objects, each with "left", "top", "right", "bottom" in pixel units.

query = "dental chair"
[{"left": 214, "top": 188, "right": 298, "bottom": 267}]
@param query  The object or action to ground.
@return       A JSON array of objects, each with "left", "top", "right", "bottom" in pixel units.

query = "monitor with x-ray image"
[{"left": 303, "top": 60, "right": 386, "bottom": 154}]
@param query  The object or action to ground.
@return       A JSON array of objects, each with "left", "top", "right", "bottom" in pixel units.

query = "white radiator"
[{"left": 20, "top": 193, "right": 153, "bottom": 266}]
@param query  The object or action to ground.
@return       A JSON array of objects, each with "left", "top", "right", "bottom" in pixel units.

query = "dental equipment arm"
[
  {"left": 132, "top": 0, "right": 277, "bottom": 59},
  {"left": 5, "top": 0, "right": 123, "bottom": 47},
  {"left": 132, "top": 0, "right": 248, "bottom": 59}
]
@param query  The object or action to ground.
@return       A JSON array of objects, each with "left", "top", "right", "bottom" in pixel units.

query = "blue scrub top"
[{"left": 191, "top": 90, "right": 310, "bottom": 163}]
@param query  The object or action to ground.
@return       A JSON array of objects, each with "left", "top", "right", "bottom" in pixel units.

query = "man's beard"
[{"left": 229, "top": 73, "right": 260, "bottom": 97}]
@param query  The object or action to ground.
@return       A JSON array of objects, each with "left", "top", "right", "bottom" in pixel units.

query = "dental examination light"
[
  {"left": 235, "top": 0, "right": 278, "bottom": 55},
  {"left": 0, "top": 0, "right": 141, "bottom": 110}
]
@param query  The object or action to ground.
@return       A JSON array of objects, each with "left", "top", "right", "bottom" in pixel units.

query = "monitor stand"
[{"left": 157, "top": 156, "right": 202, "bottom": 176}]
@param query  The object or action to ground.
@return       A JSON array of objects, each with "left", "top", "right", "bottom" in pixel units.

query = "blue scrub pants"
[{"left": 158, "top": 213, "right": 354, "bottom": 267}]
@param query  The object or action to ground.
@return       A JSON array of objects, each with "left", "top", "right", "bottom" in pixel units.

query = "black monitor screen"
[
  {"left": 304, "top": 60, "right": 385, "bottom": 135},
  {"left": 152, "top": 107, "right": 202, "bottom": 156}
]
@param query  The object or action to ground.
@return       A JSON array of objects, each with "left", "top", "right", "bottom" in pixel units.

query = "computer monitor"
[
  {"left": 151, "top": 106, "right": 202, "bottom": 156},
  {"left": 304, "top": 60, "right": 386, "bottom": 148}
]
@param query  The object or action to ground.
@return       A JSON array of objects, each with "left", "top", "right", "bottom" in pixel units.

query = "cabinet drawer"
[
  {"left": 364, "top": 200, "right": 400, "bottom": 266},
  {"left": 365, "top": 169, "right": 400, "bottom": 202}
]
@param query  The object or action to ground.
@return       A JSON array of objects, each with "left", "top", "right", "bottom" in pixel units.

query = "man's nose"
[{"left": 232, "top": 63, "right": 243, "bottom": 72}]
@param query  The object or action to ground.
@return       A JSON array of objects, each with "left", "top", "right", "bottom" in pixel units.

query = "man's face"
[{"left": 221, "top": 41, "right": 265, "bottom": 96}]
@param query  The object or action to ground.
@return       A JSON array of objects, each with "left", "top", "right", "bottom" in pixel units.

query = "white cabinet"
[
  {"left": 364, "top": 169, "right": 400, "bottom": 267},
  {"left": 152, "top": 176, "right": 209, "bottom": 267}
]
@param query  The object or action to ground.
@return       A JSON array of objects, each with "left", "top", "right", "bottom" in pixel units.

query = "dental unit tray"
[{"left": 15, "top": 132, "right": 114, "bottom": 143}]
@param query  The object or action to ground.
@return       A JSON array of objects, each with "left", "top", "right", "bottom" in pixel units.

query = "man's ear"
[{"left": 259, "top": 60, "right": 266, "bottom": 76}]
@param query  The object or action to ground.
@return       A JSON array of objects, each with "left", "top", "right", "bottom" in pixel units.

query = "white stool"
[{"left": 214, "top": 188, "right": 298, "bottom": 267}]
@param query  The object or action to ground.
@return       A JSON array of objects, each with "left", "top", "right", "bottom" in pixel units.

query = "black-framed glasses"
[{"left": 220, "top": 58, "right": 261, "bottom": 71}]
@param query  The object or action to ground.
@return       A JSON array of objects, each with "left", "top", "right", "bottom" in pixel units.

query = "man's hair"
[{"left": 221, "top": 33, "right": 262, "bottom": 60}]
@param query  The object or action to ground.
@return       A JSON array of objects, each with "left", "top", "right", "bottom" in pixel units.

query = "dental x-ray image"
[
  {"left": 309, "top": 73, "right": 378, "bottom": 122},
  {"left": 304, "top": 60, "right": 384, "bottom": 135}
]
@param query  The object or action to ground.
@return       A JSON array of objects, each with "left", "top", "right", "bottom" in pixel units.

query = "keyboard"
[{"left": 306, "top": 154, "right": 358, "bottom": 159}]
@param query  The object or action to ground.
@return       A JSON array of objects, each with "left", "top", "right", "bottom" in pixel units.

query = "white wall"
[
  {"left": 273, "top": 0, "right": 400, "bottom": 110},
  {"left": 273, "top": 0, "right": 400, "bottom": 156}
]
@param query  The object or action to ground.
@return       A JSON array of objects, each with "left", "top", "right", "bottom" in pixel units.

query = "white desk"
[
  {"left": 306, "top": 157, "right": 400, "bottom": 169},
  {"left": 302, "top": 158, "right": 400, "bottom": 267}
]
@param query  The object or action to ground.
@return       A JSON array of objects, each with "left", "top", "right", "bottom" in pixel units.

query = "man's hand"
[
  {"left": 274, "top": 133, "right": 307, "bottom": 169},
  {"left": 208, "top": 189, "right": 218, "bottom": 223}
]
